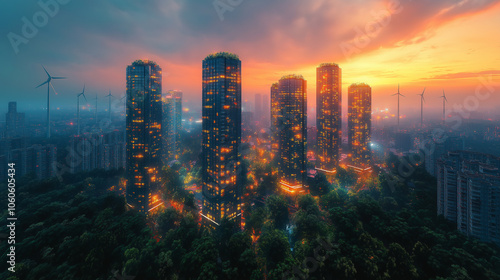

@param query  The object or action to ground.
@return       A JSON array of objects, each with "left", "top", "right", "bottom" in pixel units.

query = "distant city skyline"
[{"left": 2, "top": 1, "right": 500, "bottom": 120}]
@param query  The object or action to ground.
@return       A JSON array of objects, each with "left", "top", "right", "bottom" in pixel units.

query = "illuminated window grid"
[
  {"left": 275, "top": 75, "right": 307, "bottom": 194},
  {"left": 201, "top": 52, "right": 242, "bottom": 229},
  {"left": 316, "top": 63, "right": 341, "bottom": 173},
  {"left": 125, "top": 60, "right": 163, "bottom": 214},
  {"left": 347, "top": 83, "right": 372, "bottom": 168}
]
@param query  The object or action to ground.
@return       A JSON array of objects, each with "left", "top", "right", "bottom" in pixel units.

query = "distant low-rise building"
[
  {"left": 0, "top": 143, "right": 57, "bottom": 180},
  {"left": 69, "top": 130, "right": 125, "bottom": 173},
  {"left": 5, "top": 102, "right": 25, "bottom": 138}
]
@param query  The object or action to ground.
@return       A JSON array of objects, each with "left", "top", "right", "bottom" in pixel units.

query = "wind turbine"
[
  {"left": 440, "top": 90, "right": 448, "bottom": 124},
  {"left": 417, "top": 87, "right": 426, "bottom": 127},
  {"left": 392, "top": 84, "right": 405, "bottom": 130},
  {"left": 76, "top": 84, "right": 87, "bottom": 136},
  {"left": 105, "top": 90, "right": 113, "bottom": 121},
  {"left": 36, "top": 65, "right": 66, "bottom": 138}
]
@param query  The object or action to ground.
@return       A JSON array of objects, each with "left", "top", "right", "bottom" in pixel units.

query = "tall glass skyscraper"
[
  {"left": 347, "top": 83, "right": 371, "bottom": 168},
  {"left": 276, "top": 75, "right": 307, "bottom": 195},
  {"left": 316, "top": 63, "right": 341, "bottom": 174},
  {"left": 126, "top": 60, "right": 163, "bottom": 213},
  {"left": 201, "top": 52, "right": 242, "bottom": 229},
  {"left": 162, "top": 90, "right": 182, "bottom": 165}
]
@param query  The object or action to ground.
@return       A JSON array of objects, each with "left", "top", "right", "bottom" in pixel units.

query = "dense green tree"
[
  {"left": 259, "top": 229, "right": 291, "bottom": 270},
  {"left": 245, "top": 206, "right": 266, "bottom": 234},
  {"left": 2, "top": 158, "right": 500, "bottom": 280},
  {"left": 336, "top": 166, "right": 358, "bottom": 187},
  {"left": 308, "top": 172, "right": 331, "bottom": 196},
  {"left": 266, "top": 195, "right": 289, "bottom": 230},
  {"left": 158, "top": 208, "right": 182, "bottom": 235}
]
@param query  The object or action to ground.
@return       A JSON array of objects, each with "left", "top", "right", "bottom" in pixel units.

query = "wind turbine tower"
[
  {"left": 417, "top": 87, "right": 426, "bottom": 127},
  {"left": 440, "top": 90, "right": 448, "bottom": 124},
  {"left": 76, "top": 85, "right": 87, "bottom": 136},
  {"left": 106, "top": 90, "right": 113, "bottom": 121},
  {"left": 392, "top": 84, "right": 405, "bottom": 130},
  {"left": 36, "top": 65, "right": 66, "bottom": 138}
]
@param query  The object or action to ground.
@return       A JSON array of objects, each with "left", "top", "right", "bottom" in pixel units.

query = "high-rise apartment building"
[
  {"left": 316, "top": 63, "right": 341, "bottom": 173},
  {"left": 347, "top": 83, "right": 371, "bottom": 169},
  {"left": 255, "top": 93, "right": 262, "bottom": 125},
  {"left": 201, "top": 52, "right": 242, "bottom": 229},
  {"left": 126, "top": 60, "right": 163, "bottom": 213},
  {"left": 162, "top": 90, "right": 182, "bottom": 164},
  {"left": 437, "top": 151, "right": 500, "bottom": 246},
  {"left": 5, "top": 102, "right": 25, "bottom": 138},
  {"left": 276, "top": 75, "right": 307, "bottom": 195},
  {"left": 262, "top": 94, "right": 270, "bottom": 128}
]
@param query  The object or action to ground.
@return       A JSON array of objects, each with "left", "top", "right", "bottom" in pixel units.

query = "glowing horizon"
[{"left": 2, "top": 0, "right": 500, "bottom": 122}]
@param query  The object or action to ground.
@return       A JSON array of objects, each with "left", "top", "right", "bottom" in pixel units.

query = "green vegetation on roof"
[
  {"left": 132, "top": 59, "right": 159, "bottom": 66},
  {"left": 280, "top": 74, "right": 304, "bottom": 80},
  {"left": 349, "top": 82, "right": 371, "bottom": 87},
  {"left": 318, "top": 62, "right": 339, "bottom": 67},
  {"left": 204, "top": 52, "right": 240, "bottom": 60}
]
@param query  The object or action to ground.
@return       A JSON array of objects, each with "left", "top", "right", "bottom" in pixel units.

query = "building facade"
[
  {"left": 5, "top": 102, "right": 25, "bottom": 138},
  {"left": 425, "top": 136, "right": 464, "bottom": 176},
  {"left": 69, "top": 130, "right": 126, "bottom": 173},
  {"left": 0, "top": 143, "right": 56, "bottom": 181},
  {"left": 347, "top": 83, "right": 372, "bottom": 168},
  {"left": 262, "top": 94, "right": 270, "bottom": 128},
  {"left": 201, "top": 52, "right": 242, "bottom": 229},
  {"left": 254, "top": 93, "right": 262, "bottom": 126},
  {"left": 126, "top": 60, "right": 163, "bottom": 213},
  {"left": 270, "top": 83, "right": 280, "bottom": 154},
  {"left": 437, "top": 151, "right": 500, "bottom": 246},
  {"left": 316, "top": 63, "right": 341, "bottom": 173},
  {"left": 162, "top": 90, "right": 182, "bottom": 165},
  {"left": 276, "top": 75, "right": 307, "bottom": 195}
]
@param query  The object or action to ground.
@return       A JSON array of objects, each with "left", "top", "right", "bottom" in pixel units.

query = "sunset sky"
[{"left": 2, "top": 0, "right": 500, "bottom": 122}]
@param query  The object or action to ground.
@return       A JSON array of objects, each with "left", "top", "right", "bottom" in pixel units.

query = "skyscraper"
[
  {"left": 201, "top": 52, "right": 242, "bottom": 229},
  {"left": 162, "top": 90, "right": 182, "bottom": 165},
  {"left": 316, "top": 63, "right": 341, "bottom": 174},
  {"left": 261, "top": 94, "right": 270, "bottom": 128},
  {"left": 276, "top": 75, "right": 307, "bottom": 195},
  {"left": 347, "top": 83, "right": 371, "bottom": 169},
  {"left": 126, "top": 60, "right": 163, "bottom": 213},
  {"left": 255, "top": 93, "right": 262, "bottom": 125},
  {"left": 5, "top": 102, "right": 25, "bottom": 138},
  {"left": 270, "top": 83, "right": 280, "bottom": 154}
]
